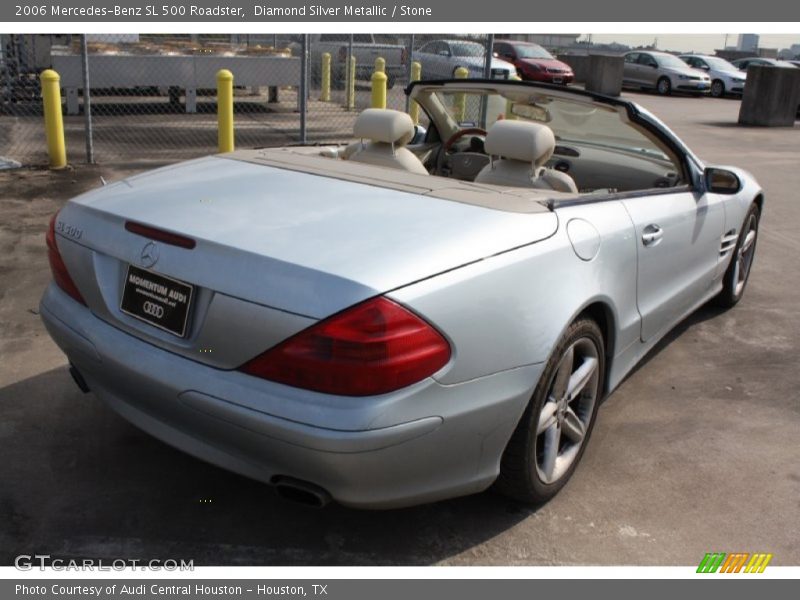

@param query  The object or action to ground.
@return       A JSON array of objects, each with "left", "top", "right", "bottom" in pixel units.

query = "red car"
[{"left": 493, "top": 39, "right": 574, "bottom": 84}]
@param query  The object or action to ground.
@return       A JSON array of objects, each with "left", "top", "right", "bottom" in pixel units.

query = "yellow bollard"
[
  {"left": 371, "top": 71, "right": 387, "bottom": 109},
  {"left": 374, "top": 56, "right": 386, "bottom": 73},
  {"left": 320, "top": 52, "right": 331, "bottom": 102},
  {"left": 346, "top": 55, "right": 356, "bottom": 111},
  {"left": 454, "top": 66, "right": 469, "bottom": 122},
  {"left": 40, "top": 69, "right": 67, "bottom": 169},
  {"left": 216, "top": 69, "right": 234, "bottom": 153},
  {"left": 409, "top": 61, "right": 422, "bottom": 124}
]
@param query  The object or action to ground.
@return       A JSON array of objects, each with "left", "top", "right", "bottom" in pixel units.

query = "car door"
[
  {"left": 637, "top": 53, "right": 660, "bottom": 87},
  {"left": 623, "top": 53, "right": 640, "bottom": 85},
  {"left": 621, "top": 189, "right": 726, "bottom": 341}
]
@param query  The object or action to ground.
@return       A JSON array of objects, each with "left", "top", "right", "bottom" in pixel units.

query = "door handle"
[{"left": 642, "top": 224, "right": 663, "bottom": 247}]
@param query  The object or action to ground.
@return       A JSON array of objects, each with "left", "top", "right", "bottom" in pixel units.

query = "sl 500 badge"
[{"left": 56, "top": 220, "right": 83, "bottom": 241}]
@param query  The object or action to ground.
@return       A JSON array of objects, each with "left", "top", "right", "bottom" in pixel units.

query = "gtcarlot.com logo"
[
  {"left": 14, "top": 554, "right": 194, "bottom": 571},
  {"left": 697, "top": 552, "right": 773, "bottom": 573}
]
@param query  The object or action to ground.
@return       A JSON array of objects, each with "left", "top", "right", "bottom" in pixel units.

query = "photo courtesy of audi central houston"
[{"left": 41, "top": 78, "right": 763, "bottom": 509}]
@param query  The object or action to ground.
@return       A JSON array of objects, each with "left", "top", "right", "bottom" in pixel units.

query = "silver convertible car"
[{"left": 41, "top": 79, "right": 762, "bottom": 509}]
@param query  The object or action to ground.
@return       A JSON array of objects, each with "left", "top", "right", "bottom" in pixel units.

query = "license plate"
[
  {"left": 120, "top": 265, "right": 194, "bottom": 337},
  {"left": 553, "top": 77, "right": 563, "bottom": 84}
]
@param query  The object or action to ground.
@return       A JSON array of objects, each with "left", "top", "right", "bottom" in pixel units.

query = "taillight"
[
  {"left": 239, "top": 297, "right": 451, "bottom": 396},
  {"left": 46, "top": 213, "right": 86, "bottom": 305}
]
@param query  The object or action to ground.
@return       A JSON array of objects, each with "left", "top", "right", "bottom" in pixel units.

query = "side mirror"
[
  {"left": 648, "top": 62, "right": 658, "bottom": 68},
  {"left": 700, "top": 65, "right": 710, "bottom": 70},
  {"left": 705, "top": 167, "right": 741, "bottom": 194},
  {"left": 410, "top": 125, "right": 427, "bottom": 145}
]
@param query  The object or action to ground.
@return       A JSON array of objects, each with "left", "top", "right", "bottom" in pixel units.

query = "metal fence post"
[
  {"left": 483, "top": 33, "right": 495, "bottom": 79},
  {"left": 299, "top": 34, "right": 308, "bottom": 144},
  {"left": 405, "top": 34, "right": 415, "bottom": 114},
  {"left": 80, "top": 35, "right": 94, "bottom": 164}
]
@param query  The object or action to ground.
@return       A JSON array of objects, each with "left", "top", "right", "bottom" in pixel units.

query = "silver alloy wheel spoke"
[
  {"left": 551, "top": 346, "right": 574, "bottom": 401},
  {"left": 541, "top": 423, "right": 561, "bottom": 481},
  {"left": 537, "top": 402, "right": 558, "bottom": 435},
  {"left": 566, "top": 356, "right": 598, "bottom": 401},
  {"left": 535, "top": 336, "right": 600, "bottom": 485},
  {"left": 562, "top": 407, "right": 586, "bottom": 443},
  {"left": 735, "top": 216, "right": 757, "bottom": 296},
  {"left": 741, "top": 230, "right": 756, "bottom": 254}
]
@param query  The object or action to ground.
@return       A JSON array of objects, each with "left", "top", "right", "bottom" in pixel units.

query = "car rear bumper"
[{"left": 40, "top": 283, "right": 542, "bottom": 509}]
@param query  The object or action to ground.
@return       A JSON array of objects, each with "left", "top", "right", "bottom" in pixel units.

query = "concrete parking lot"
[{"left": 0, "top": 91, "right": 798, "bottom": 566}]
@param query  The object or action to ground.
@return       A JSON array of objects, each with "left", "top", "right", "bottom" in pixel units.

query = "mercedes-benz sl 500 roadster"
[{"left": 40, "top": 79, "right": 762, "bottom": 508}]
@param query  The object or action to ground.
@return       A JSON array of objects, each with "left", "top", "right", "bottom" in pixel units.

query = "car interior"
[{"left": 318, "top": 84, "right": 687, "bottom": 196}]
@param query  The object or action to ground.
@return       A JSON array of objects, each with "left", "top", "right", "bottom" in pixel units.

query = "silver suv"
[{"left": 623, "top": 51, "right": 711, "bottom": 96}]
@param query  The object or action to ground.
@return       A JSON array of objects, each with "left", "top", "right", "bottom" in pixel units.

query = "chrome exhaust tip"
[{"left": 272, "top": 476, "right": 332, "bottom": 508}]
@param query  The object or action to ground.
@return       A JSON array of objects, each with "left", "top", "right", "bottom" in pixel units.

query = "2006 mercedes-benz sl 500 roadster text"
[{"left": 41, "top": 79, "right": 762, "bottom": 509}]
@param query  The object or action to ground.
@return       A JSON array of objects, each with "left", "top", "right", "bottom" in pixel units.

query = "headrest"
[
  {"left": 484, "top": 120, "right": 556, "bottom": 168},
  {"left": 353, "top": 109, "right": 415, "bottom": 146}
]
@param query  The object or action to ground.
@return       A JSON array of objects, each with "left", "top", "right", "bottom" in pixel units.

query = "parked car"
[
  {"left": 623, "top": 50, "right": 711, "bottom": 95},
  {"left": 731, "top": 57, "right": 799, "bottom": 71},
  {"left": 306, "top": 33, "right": 406, "bottom": 89},
  {"left": 679, "top": 54, "right": 747, "bottom": 97},
  {"left": 412, "top": 39, "right": 516, "bottom": 80},
  {"left": 41, "top": 78, "right": 762, "bottom": 509},
  {"left": 493, "top": 39, "right": 574, "bottom": 84}
]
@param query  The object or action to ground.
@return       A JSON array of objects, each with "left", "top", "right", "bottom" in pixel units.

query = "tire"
[
  {"left": 656, "top": 77, "right": 672, "bottom": 96},
  {"left": 710, "top": 79, "right": 725, "bottom": 98},
  {"left": 714, "top": 203, "right": 760, "bottom": 308},
  {"left": 496, "top": 317, "right": 605, "bottom": 504}
]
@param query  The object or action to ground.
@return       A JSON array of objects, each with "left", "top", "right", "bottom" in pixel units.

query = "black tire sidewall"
[
  {"left": 657, "top": 77, "right": 671, "bottom": 95},
  {"left": 497, "top": 317, "right": 605, "bottom": 504},
  {"left": 717, "top": 203, "right": 760, "bottom": 308}
]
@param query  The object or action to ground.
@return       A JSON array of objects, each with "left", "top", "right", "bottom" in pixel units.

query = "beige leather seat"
[
  {"left": 343, "top": 109, "right": 429, "bottom": 175},
  {"left": 475, "top": 120, "right": 578, "bottom": 192}
]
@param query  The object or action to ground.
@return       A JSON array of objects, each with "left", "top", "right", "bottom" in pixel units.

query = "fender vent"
[{"left": 720, "top": 229, "right": 738, "bottom": 255}]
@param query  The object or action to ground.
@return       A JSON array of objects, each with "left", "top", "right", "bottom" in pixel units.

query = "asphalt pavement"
[{"left": 0, "top": 91, "right": 798, "bottom": 566}]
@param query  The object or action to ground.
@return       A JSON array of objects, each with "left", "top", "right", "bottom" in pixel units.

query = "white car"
[
  {"left": 412, "top": 39, "right": 516, "bottom": 80},
  {"left": 680, "top": 55, "right": 747, "bottom": 98}
]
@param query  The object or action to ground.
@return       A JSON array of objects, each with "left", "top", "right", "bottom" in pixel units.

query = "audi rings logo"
[{"left": 142, "top": 301, "right": 165, "bottom": 319}]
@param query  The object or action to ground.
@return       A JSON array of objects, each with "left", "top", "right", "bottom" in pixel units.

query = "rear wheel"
[
  {"left": 657, "top": 77, "right": 672, "bottom": 95},
  {"left": 711, "top": 79, "right": 725, "bottom": 98},
  {"left": 715, "top": 203, "right": 760, "bottom": 308},
  {"left": 496, "top": 317, "right": 605, "bottom": 504}
]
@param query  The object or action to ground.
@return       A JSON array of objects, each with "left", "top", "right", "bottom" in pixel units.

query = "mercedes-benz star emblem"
[{"left": 140, "top": 242, "right": 159, "bottom": 268}]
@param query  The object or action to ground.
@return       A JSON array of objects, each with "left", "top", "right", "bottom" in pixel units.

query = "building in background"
[{"left": 737, "top": 34, "right": 759, "bottom": 53}]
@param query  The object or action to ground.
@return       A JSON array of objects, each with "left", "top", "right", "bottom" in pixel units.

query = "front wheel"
[
  {"left": 496, "top": 317, "right": 605, "bottom": 504},
  {"left": 710, "top": 79, "right": 725, "bottom": 98},
  {"left": 715, "top": 203, "right": 760, "bottom": 308},
  {"left": 657, "top": 76, "right": 672, "bottom": 95}
]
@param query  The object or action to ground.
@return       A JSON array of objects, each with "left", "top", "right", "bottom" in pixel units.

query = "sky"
[{"left": 577, "top": 34, "right": 800, "bottom": 54}]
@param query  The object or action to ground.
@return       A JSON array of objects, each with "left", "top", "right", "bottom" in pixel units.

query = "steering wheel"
[{"left": 436, "top": 127, "right": 488, "bottom": 175}]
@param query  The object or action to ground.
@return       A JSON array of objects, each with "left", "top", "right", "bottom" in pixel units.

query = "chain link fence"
[{"left": 1, "top": 33, "right": 499, "bottom": 167}]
